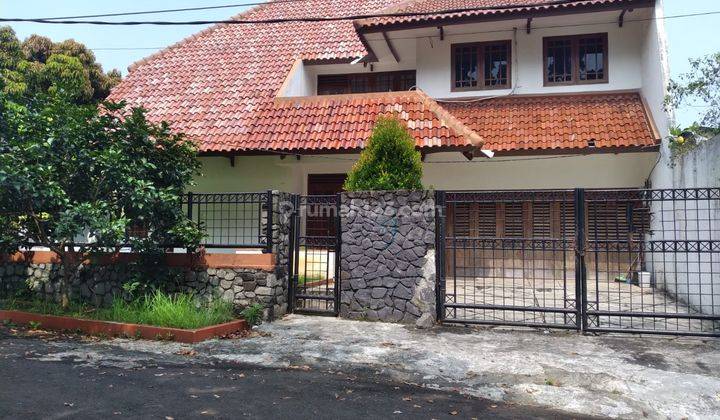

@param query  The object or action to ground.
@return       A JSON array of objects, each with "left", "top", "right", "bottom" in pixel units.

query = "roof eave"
[
  {"left": 356, "top": 0, "right": 656, "bottom": 34},
  {"left": 197, "top": 144, "right": 660, "bottom": 158}
]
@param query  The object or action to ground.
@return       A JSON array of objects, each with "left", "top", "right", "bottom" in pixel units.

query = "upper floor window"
[
  {"left": 317, "top": 70, "right": 416, "bottom": 95},
  {"left": 544, "top": 33, "right": 608, "bottom": 86},
  {"left": 451, "top": 40, "right": 511, "bottom": 91}
]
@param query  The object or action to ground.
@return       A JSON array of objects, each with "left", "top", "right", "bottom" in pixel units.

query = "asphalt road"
[{"left": 0, "top": 332, "right": 586, "bottom": 419}]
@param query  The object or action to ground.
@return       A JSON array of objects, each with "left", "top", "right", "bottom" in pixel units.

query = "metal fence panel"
[
  {"left": 183, "top": 191, "right": 271, "bottom": 249},
  {"left": 584, "top": 188, "right": 720, "bottom": 336}
]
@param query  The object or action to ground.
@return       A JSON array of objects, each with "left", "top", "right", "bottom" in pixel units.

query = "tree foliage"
[
  {"left": 666, "top": 52, "right": 720, "bottom": 129},
  {"left": 0, "top": 26, "right": 120, "bottom": 103},
  {"left": 0, "top": 91, "right": 202, "bottom": 307},
  {"left": 344, "top": 116, "right": 423, "bottom": 191}
]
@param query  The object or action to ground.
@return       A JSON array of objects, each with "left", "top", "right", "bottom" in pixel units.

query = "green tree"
[
  {"left": 344, "top": 116, "right": 423, "bottom": 191},
  {"left": 0, "top": 26, "right": 120, "bottom": 103},
  {"left": 0, "top": 91, "right": 202, "bottom": 308},
  {"left": 666, "top": 52, "right": 720, "bottom": 129}
]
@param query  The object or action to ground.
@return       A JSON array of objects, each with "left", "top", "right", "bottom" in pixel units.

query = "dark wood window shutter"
[
  {"left": 504, "top": 202, "right": 524, "bottom": 238},
  {"left": 531, "top": 202, "right": 552, "bottom": 238}
]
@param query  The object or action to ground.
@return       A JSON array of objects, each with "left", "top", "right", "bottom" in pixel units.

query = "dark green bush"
[{"left": 344, "top": 116, "right": 423, "bottom": 191}]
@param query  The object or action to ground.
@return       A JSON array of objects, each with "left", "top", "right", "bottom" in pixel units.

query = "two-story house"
[{"left": 111, "top": 0, "right": 668, "bottom": 240}]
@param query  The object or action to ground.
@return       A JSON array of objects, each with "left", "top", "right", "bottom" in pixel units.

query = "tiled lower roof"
[
  {"left": 205, "top": 91, "right": 476, "bottom": 152},
  {"left": 441, "top": 92, "right": 659, "bottom": 152},
  {"left": 199, "top": 91, "right": 658, "bottom": 154}
]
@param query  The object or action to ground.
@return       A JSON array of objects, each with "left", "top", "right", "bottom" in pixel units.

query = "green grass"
[
  {"left": 1, "top": 291, "right": 235, "bottom": 330},
  {"left": 296, "top": 274, "right": 325, "bottom": 285}
]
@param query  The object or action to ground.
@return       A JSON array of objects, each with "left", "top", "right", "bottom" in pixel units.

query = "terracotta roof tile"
[
  {"left": 441, "top": 92, "right": 658, "bottom": 152},
  {"left": 241, "top": 91, "right": 470, "bottom": 152}
]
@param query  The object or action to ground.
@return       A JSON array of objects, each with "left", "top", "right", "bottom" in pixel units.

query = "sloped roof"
[
  {"left": 110, "top": 0, "right": 659, "bottom": 155},
  {"left": 110, "top": 0, "right": 400, "bottom": 154},
  {"left": 356, "top": 0, "right": 643, "bottom": 30}
]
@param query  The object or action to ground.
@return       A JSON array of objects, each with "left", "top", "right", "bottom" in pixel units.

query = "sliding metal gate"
[
  {"left": 583, "top": 188, "right": 720, "bottom": 336},
  {"left": 437, "top": 188, "right": 720, "bottom": 337},
  {"left": 438, "top": 190, "right": 580, "bottom": 329},
  {"left": 288, "top": 194, "right": 341, "bottom": 315}
]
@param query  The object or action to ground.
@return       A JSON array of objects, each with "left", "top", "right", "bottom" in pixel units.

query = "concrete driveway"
[{"left": 4, "top": 315, "right": 720, "bottom": 419}]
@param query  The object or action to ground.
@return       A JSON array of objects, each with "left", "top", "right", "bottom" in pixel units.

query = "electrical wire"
[
  {"left": 5, "top": 1, "right": 717, "bottom": 26},
  {"left": 74, "top": 9, "right": 720, "bottom": 50},
  {"left": 226, "top": 147, "right": 626, "bottom": 164},
  {"left": 36, "top": 0, "right": 301, "bottom": 20},
  {"left": 13, "top": 0, "right": 591, "bottom": 22}
]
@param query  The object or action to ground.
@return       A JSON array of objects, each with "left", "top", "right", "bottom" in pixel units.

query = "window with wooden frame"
[
  {"left": 316, "top": 70, "right": 416, "bottom": 95},
  {"left": 543, "top": 33, "right": 608, "bottom": 86},
  {"left": 451, "top": 40, "right": 511, "bottom": 91}
]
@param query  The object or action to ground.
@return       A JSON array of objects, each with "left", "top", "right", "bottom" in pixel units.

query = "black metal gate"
[
  {"left": 437, "top": 188, "right": 720, "bottom": 337},
  {"left": 288, "top": 194, "right": 341, "bottom": 315},
  {"left": 583, "top": 188, "right": 720, "bottom": 336},
  {"left": 437, "top": 190, "right": 580, "bottom": 329}
]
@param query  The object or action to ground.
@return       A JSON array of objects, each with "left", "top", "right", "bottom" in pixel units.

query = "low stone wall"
[
  {"left": 0, "top": 253, "right": 285, "bottom": 320},
  {"left": 1, "top": 193, "right": 292, "bottom": 320},
  {"left": 339, "top": 190, "right": 437, "bottom": 327}
]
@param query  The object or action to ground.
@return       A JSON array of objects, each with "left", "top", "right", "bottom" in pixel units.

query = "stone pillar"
[
  {"left": 267, "top": 190, "right": 293, "bottom": 319},
  {"left": 339, "top": 190, "right": 437, "bottom": 328}
]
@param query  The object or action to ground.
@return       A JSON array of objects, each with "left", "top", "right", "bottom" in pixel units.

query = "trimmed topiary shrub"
[{"left": 344, "top": 116, "right": 423, "bottom": 191}]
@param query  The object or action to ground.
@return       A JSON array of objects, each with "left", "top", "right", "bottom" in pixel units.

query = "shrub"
[
  {"left": 0, "top": 91, "right": 202, "bottom": 309},
  {"left": 241, "top": 303, "right": 264, "bottom": 326},
  {"left": 344, "top": 116, "right": 423, "bottom": 191}
]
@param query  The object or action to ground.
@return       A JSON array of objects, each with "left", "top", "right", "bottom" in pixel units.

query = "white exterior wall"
[
  {"left": 663, "top": 137, "right": 720, "bottom": 188},
  {"left": 640, "top": 0, "right": 671, "bottom": 143},
  {"left": 639, "top": 1, "right": 718, "bottom": 317},
  {"left": 645, "top": 136, "right": 720, "bottom": 317},
  {"left": 414, "top": 10, "right": 648, "bottom": 98},
  {"left": 193, "top": 151, "right": 657, "bottom": 194},
  {"left": 280, "top": 60, "right": 313, "bottom": 97},
  {"left": 280, "top": 8, "right": 662, "bottom": 101}
]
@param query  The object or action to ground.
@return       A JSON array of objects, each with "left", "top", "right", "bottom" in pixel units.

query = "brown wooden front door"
[{"left": 306, "top": 174, "right": 346, "bottom": 237}]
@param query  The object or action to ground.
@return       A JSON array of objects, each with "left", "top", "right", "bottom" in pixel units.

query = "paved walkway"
[{"left": 4, "top": 316, "right": 720, "bottom": 419}]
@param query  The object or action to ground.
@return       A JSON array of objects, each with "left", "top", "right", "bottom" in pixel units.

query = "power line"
[
  {"left": 81, "top": 9, "right": 720, "bottom": 51},
  {"left": 232, "top": 147, "right": 621, "bottom": 164},
  {"left": 0, "top": 0, "right": 653, "bottom": 26},
  {"left": 92, "top": 47, "right": 164, "bottom": 51},
  {"left": 3, "top": 5, "right": 718, "bottom": 29},
  {"left": 37, "top": 0, "right": 302, "bottom": 21}
]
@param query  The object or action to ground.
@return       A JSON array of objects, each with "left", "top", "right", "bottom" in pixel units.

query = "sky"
[{"left": 1, "top": 0, "right": 719, "bottom": 127}]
